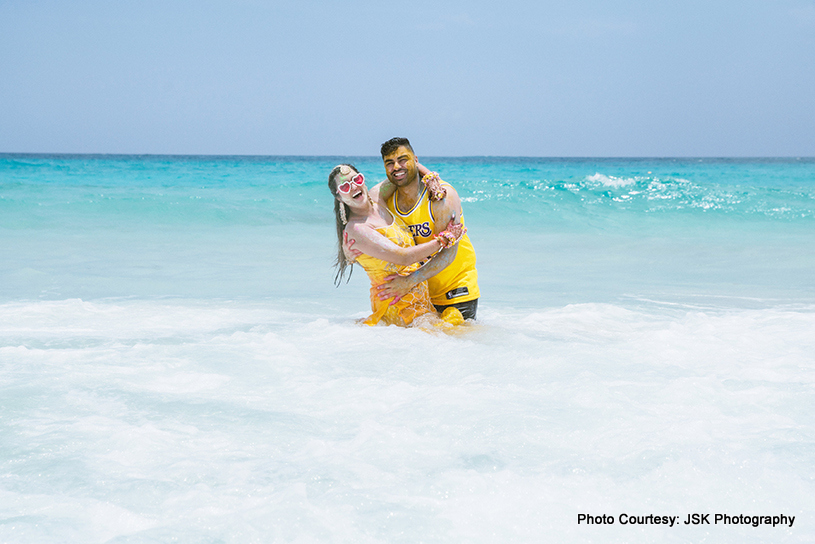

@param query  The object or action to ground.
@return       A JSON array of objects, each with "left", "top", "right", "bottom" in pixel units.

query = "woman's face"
[{"left": 335, "top": 166, "right": 368, "bottom": 207}]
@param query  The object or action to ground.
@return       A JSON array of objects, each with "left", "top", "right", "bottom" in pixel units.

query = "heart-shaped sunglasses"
[{"left": 337, "top": 173, "right": 364, "bottom": 194}]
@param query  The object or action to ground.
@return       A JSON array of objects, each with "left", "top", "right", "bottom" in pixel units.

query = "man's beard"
[{"left": 388, "top": 168, "right": 416, "bottom": 187}]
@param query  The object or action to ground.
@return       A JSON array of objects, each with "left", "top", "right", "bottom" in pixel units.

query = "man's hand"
[
  {"left": 376, "top": 274, "right": 417, "bottom": 304},
  {"left": 343, "top": 231, "right": 362, "bottom": 263}
]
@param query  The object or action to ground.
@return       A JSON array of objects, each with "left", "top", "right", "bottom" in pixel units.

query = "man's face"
[{"left": 382, "top": 146, "right": 418, "bottom": 187}]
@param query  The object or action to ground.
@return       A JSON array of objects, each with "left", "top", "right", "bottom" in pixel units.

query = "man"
[{"left": 375, "top": 137, "right": 480, "bottom": 320}]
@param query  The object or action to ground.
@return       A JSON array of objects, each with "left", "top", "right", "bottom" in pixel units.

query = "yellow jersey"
[{"left": 386, "top": 182, "right": 480, "bottom": 306}]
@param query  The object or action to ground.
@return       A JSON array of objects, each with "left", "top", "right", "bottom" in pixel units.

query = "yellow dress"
[{"left": 354, "top": 215, "right": 435, "bottom": 326}]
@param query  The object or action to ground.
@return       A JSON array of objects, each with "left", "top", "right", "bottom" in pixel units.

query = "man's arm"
[
  {"left": 375, "top": 186, "right": 463, "bottom": 302},
  {"left": 372, "top": 162, "right": 443, "bottom": 203},
  {"left": 368, "top": 180, "right": 395, "bottom": 204},
  {"left": 375, "top": 245, "right": 457, "bottom": 301}
]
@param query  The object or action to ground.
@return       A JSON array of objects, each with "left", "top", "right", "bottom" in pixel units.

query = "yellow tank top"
[
  {"left": 353, "top": 215, "right": 435, "bottom": 326},
  {"left": 386, "top": 182, "right": 480, "bottom": 306}
]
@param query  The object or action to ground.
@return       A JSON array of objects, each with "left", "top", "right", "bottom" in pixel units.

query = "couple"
[{"left": 328, "top": 137, "right": 479, "bottom": 327}]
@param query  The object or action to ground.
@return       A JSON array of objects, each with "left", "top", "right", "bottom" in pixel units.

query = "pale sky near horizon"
[{"left": 1, "top": 0, "right": 813, "bottom": 157}]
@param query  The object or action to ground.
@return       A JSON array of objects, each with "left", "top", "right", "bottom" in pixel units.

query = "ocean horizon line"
[{"left": 2, "top": 152, "right": 814, "bottom": 162}]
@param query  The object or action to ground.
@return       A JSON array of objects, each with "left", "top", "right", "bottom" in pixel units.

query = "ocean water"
[{"left": 1, "top": 154, "right": 814, "bottom": 542}]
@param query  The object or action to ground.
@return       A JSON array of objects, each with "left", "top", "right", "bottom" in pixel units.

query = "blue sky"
[{"left": 1, "top": 0, "right": 813, "bottom": 156}]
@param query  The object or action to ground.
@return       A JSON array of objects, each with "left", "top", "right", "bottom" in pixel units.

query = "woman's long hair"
[{"left": 328, "top": 164, "right": 357, "bottom": 286}]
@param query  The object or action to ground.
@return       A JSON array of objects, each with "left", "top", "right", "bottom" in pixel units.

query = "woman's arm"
[
  {"left": 346, "top": 223, "right": 442, "bottom": 267},
  {"left": 345, "top": 218, "right": 463, "bottom": 267}
]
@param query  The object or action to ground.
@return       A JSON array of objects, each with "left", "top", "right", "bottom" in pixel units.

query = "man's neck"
[{"left": 396, "top": 175, "right": 421, "bottom": 213}]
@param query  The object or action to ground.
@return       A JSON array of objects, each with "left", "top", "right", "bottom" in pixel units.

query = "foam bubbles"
[
  {"left": 1, "top": 299, "right": 813, "bottom": 542},
  {"left": 586, "top": 173, "right": 638, "bottom": 188}
]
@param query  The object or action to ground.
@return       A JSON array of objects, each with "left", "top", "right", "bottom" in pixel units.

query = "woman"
[{"left": 328, "top": 163, "right": 463, "bottom": 326}]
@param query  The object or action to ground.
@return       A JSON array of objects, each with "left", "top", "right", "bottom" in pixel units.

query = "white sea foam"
[
  {"left": 586, "top": 173, "right": 638, "bottom": 188},
  {"left": 1, "top": 299, "right": 813, "bottom": 542}
]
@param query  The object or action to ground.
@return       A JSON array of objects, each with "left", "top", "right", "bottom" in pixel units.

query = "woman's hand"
[
  {"left": 444, "top": 217, "right": 464, "bottom": 240},
  {"left": 421, "top": 171, "right": 446, "bottom": 202},
  {"left": 416, "top": 162, "right": 446, "bottom": 201},
  {"left": 434, "top": 214, "right": 466, "bottom": 249}
]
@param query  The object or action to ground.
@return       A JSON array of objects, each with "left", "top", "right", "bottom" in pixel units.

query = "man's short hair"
[{"left": 380, "top": 137, "right": 414, "bottom": 158}]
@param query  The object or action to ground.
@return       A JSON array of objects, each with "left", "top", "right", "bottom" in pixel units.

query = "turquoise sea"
[{"left": 1, "top": 154, "right": 814, "bottom": 542}]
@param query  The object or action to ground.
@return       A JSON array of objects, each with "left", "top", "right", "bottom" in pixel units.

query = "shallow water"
[{"left": 1, "top": 155, "right": 814, "bottom": 542}]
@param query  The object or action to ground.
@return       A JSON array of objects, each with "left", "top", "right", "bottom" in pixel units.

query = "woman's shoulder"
[
  {"left": 345, "top": 217, "right": 378, "bottom": 237},
  {"left": 344, "top": 219, "right": 365, "bottom": 234}
]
